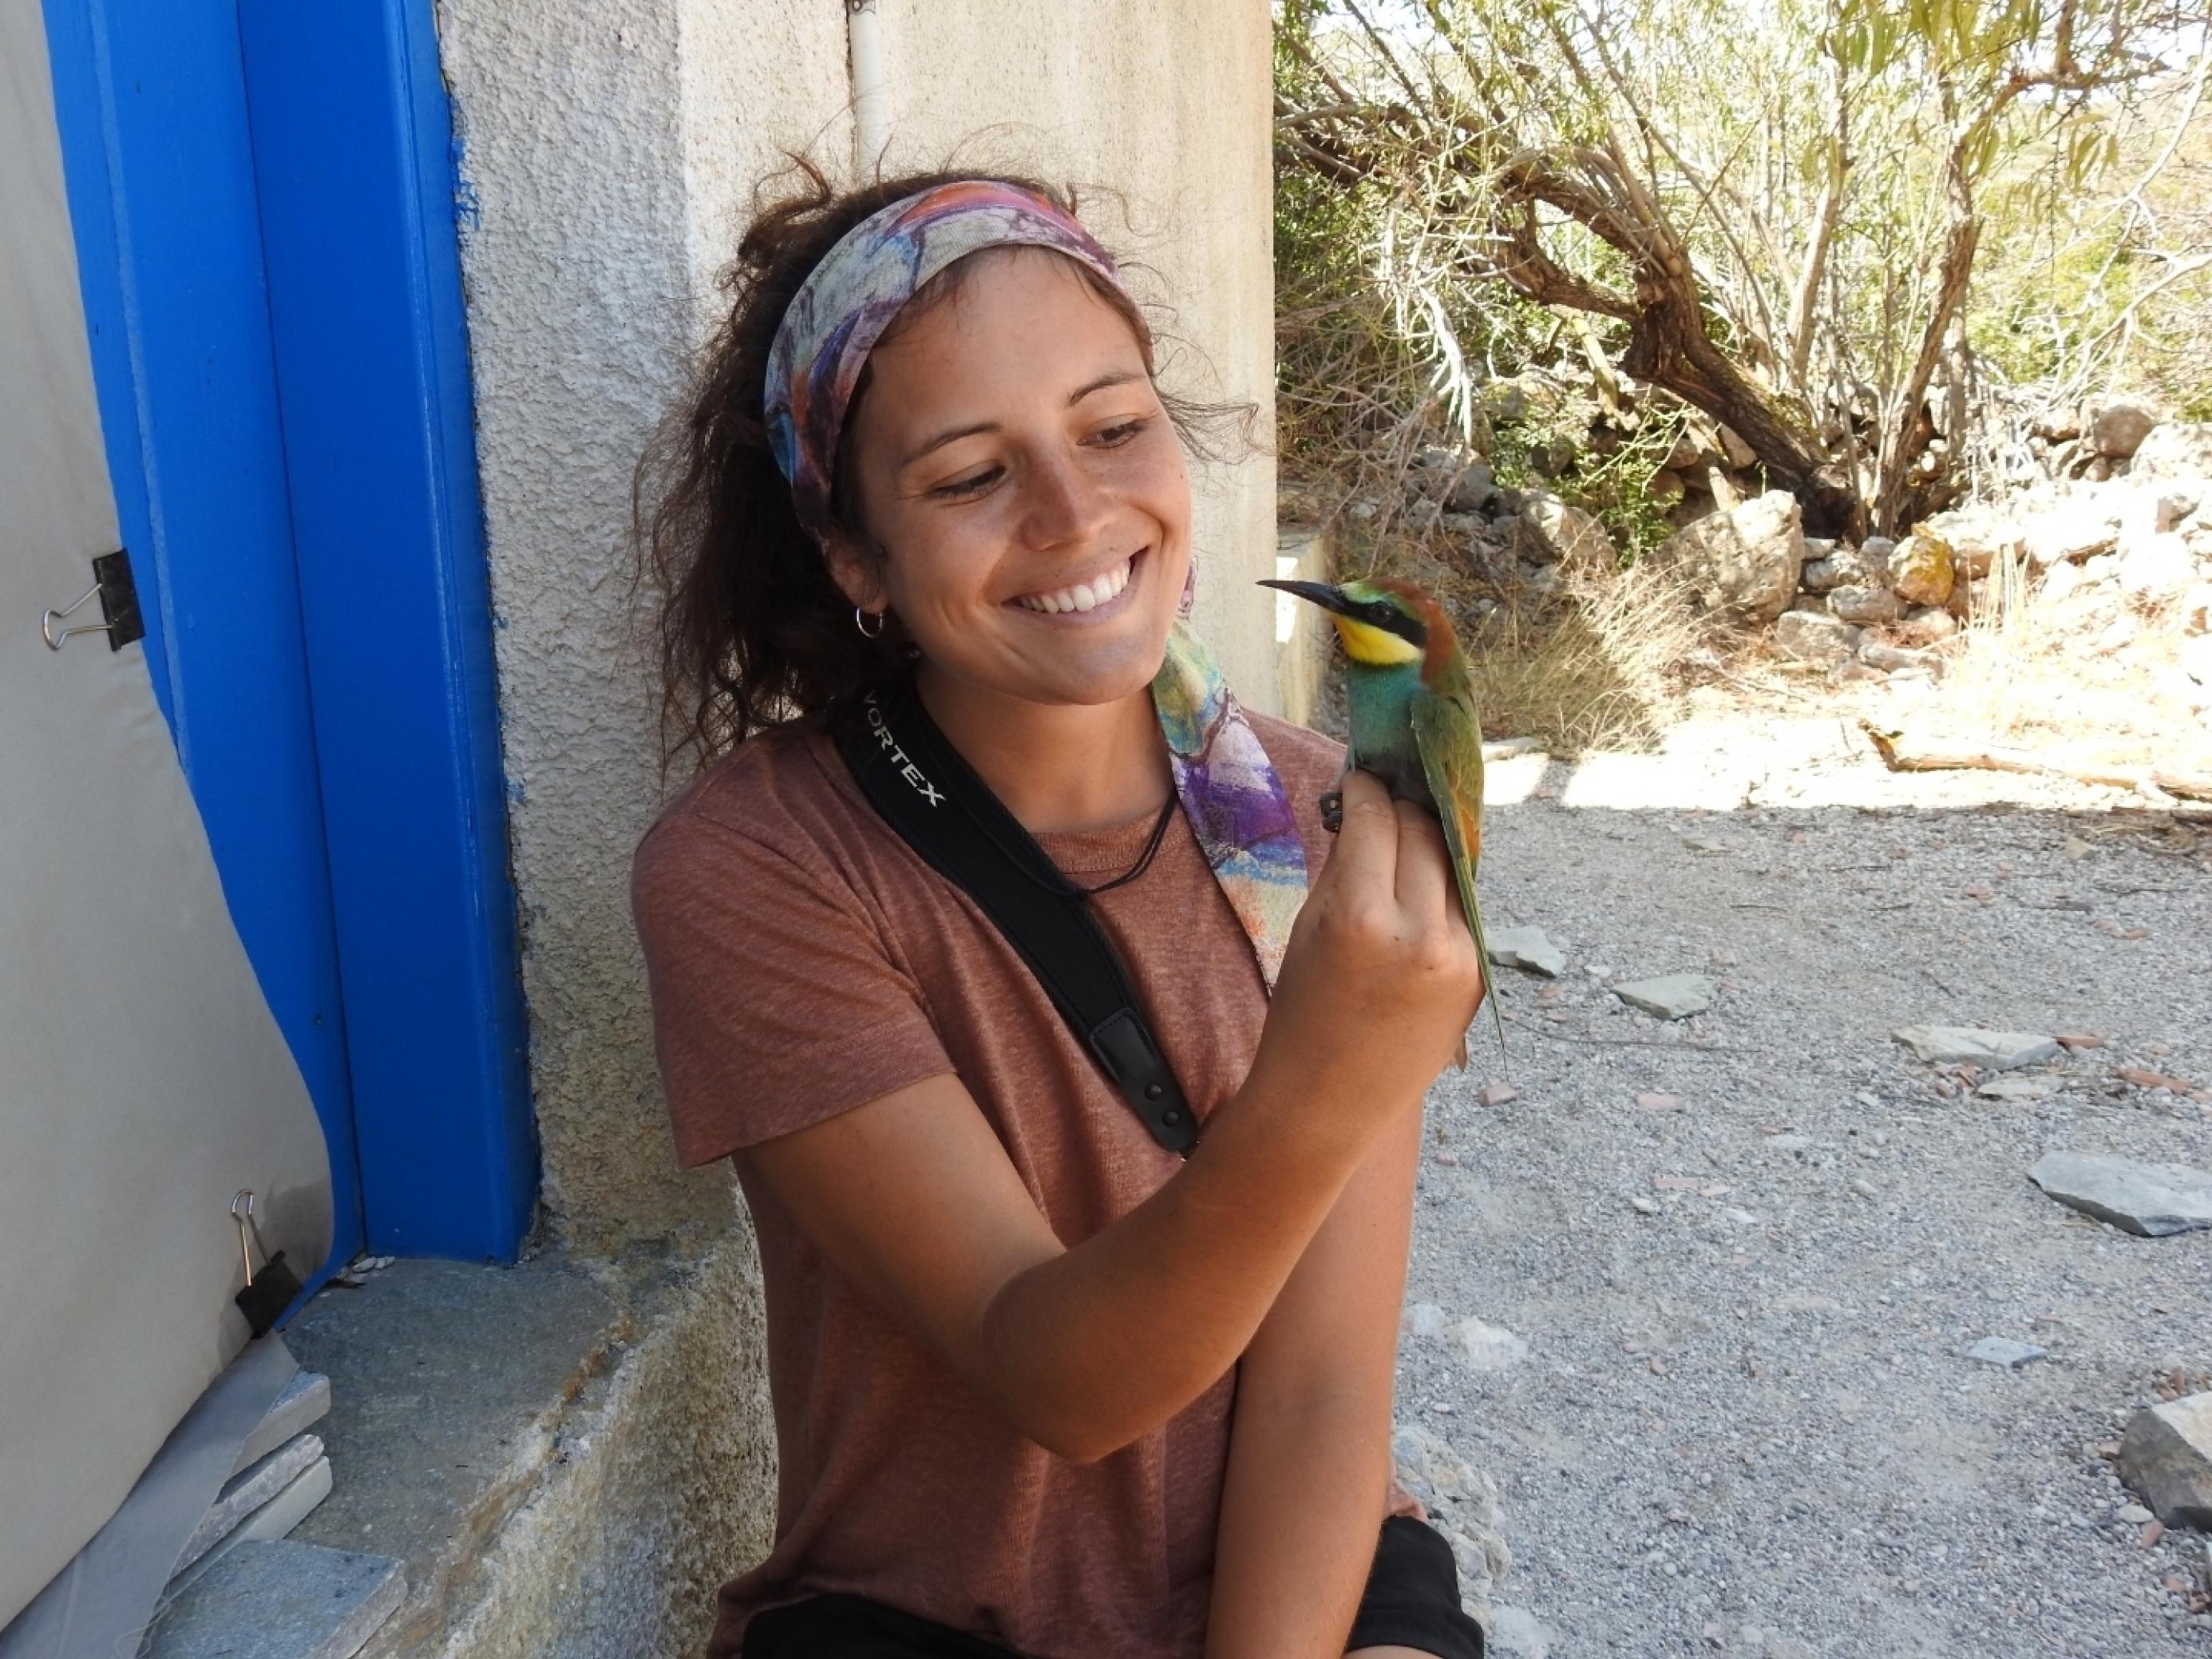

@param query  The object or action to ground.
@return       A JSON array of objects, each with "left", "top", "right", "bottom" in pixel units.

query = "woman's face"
[{"left": 833, "top": 247, "right": 1192, "bottom": 712}]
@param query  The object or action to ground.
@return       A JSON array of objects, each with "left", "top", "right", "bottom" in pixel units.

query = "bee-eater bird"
[{"left": 1259, "top": 576, "right": 1505, "bottom": 1060}]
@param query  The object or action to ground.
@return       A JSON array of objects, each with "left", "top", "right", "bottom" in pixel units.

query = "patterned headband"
[{"left": 763, "top": 180, "right": 1126, "bottom": 542}]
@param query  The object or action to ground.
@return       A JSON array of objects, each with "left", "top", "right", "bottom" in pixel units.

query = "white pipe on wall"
[{"left": 846, "top": 0, "right": 889, "bottom": 176}]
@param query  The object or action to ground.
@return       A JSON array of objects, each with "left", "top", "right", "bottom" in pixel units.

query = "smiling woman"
[{"left": 630, "top": 168, "right": 1490, "bottom": 1659}]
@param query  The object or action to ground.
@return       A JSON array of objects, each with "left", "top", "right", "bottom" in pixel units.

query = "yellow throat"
[{"left": 1328, "top": 612, "right": 1423, "bottom": 667}]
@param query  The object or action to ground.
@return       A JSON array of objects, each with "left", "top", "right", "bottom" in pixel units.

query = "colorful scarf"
[{"left": 764, "top": 180, "right": 1308, "bottom": 986}]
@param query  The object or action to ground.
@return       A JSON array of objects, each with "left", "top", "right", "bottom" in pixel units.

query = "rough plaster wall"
[
  {"left": 677, "top": 3, "right": 854, "bottom": 326},
  {"left": 434, "top": 0, "right": 850, "bottom": 1247},
  {"left": 872, "top": 0, "right": 1280, "bottom": 711}
]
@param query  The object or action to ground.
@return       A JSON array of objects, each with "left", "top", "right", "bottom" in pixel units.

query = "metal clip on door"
[
  {"left": 230, "top": 1190, "right": 303, "bottom": 1336},
  {"left": 42, "top": 548, "right": 144, "bottom": 651}
]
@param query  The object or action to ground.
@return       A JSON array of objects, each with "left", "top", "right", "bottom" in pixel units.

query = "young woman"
[{"left": 632, "top": 169, "right": 1489, "bottom": 1659}]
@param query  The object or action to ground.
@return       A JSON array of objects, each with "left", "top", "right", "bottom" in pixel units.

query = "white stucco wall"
[
  {"left": 870, "top": 0, "right": 1280, "bottom": 706},
  {"left": 434, "top": 1, "right": 853, "bottom": 1246},
  {"left": 437, "top": 0, "right": 1276, "bottom": 1245}
]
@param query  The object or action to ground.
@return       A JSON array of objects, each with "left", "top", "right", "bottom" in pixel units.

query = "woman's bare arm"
[
  {"left": 736, "top": 773, "right": 1481, "bottom": 1461},
  {"left": 1204, "top": 1097, "right": 1423, "bottom": 1657}
]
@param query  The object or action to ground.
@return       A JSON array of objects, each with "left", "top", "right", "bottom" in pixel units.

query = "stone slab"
[
  {"left": 1977, "top": 1075, "right": 2060, "bottom": 1100},
  {"left": 2028, "top": 1151, "right": 2212, "bottom": 1237},
  {"left": 233, "top": 1372, "right": 331, "bottom": 1477},
  {"left": 164, "top": 1458, "right": 334, "bottom": 1599},
  {"left": 1611, "top": 973, "right": 1713, "bottom": 1020},
  {"left": 2118, "top": 1392, "right": 2212, "bottom": 1530},
  {"left": 145, "top": 1539, "right": 402, "bottom": 1659},
  {"left": 1892, "top": 1025, "right": 2060, "bottom": 1071},
  {"left": 176, "top": 1434, "right": 325, "bottom": 1575},
  {"left": 1486, "top": 926, "right": 1566, "bottom": 978},
  {"left": 1962, "top": 1337, "right": 2048, "bottom": 1369}
]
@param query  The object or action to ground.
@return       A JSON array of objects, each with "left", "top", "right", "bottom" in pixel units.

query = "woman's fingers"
[
  {"left": 1321, "top": 770, "right": 1399, "bottom": 898},
  {"left": 1390, "top": 797, "right": 1451, "bottom": 919},
  {"left": 1320, "top": 771, "right": 1450, "bottom": 926},
  {"left": 1264, "top": 763, "right": 1489, "bottom": 1124}
]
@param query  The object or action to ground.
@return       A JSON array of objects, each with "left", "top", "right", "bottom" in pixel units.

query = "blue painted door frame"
[{"left": 42, "top": 0, "right": 538, "bottom": 1263}]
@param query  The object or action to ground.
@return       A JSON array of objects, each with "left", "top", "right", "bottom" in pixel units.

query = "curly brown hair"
[{"left": 636, "top": 160, "right": 1248, "bottom": 777}]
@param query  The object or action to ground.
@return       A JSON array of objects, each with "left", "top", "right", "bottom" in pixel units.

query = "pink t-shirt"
[{"left": 631, "top": 711, "right": 1415, "bottom": 1659}]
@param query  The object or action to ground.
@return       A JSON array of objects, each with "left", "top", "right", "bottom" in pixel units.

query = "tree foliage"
[{"left": 1276, "top": 0, "right": 2212, "bottom": 535}]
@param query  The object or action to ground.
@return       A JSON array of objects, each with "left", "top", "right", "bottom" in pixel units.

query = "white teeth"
[{"left": 1015, "top": 556, "right": 1133, "bottom": 615}]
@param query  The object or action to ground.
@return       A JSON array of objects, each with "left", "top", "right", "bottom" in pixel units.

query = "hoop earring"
[{"left": 853, "top": 606, "right": 886, "bottom": 639}]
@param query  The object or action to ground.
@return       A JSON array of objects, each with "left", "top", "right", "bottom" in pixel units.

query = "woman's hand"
[{"left": 1248, "top": 770, "right": 1486, "bottom": 1156}]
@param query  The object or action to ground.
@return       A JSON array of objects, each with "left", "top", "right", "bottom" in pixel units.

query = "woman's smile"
[{"left": 1007, "top": 548, "right": 1144, "bottom": 619}]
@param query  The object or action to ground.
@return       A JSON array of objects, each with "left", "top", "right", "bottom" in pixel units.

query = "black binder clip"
[{"left": 231, "top": 1190, "right": 303, "bottom": 1336}]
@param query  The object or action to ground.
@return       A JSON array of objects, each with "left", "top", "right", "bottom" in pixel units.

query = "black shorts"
[{"left": 742, "top": 1514, "right": 1485, "bottom": 1658}]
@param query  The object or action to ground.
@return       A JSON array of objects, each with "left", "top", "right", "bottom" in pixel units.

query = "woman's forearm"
[
  {"left": 1206, "top": 1392, "right": 1391, "bottom": 1659},
  {"left": 973, "top": 1063, "right": 1416, "bottom": 1462},
  {"left": 1207, "top": 1098, "right": 1418, "bottom": 1655}
]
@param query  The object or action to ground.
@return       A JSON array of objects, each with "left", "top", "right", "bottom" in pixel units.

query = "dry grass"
[
  {"left": 1466, "top": 563, "right": 1718, "bottom": 753},
  {"left": 1334, "top": 518, "right": 1723, "bottom": 754},
  {"left": 1919, "top": 553, "right": 2212, "bottom": 776}
]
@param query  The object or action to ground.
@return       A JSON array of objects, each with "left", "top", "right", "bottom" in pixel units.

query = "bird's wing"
[{"left": 1412, "top": 679, "right": 1508, "bottom": 1061}]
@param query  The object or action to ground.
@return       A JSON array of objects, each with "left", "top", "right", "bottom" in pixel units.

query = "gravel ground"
[{"left": 1388, "top": 712, "right": 2212, "bottom": 1657}]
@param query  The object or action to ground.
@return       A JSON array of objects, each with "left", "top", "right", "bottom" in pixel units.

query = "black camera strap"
[{"left": 830, "top": 679, "right": 1198, "bottom": 1156}]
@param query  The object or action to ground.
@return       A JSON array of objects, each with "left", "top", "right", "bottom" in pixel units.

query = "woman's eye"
[
  {"left": 1090, "top": 418, "right": 1150, "bottom": 448},
  {"left": 930, "top": 465, "right": 1002, "bottom": 500}
]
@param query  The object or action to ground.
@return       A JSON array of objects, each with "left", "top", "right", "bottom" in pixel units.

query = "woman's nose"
[{"left": 1019, "top": 448, "right": 1111, "bottom": 549}]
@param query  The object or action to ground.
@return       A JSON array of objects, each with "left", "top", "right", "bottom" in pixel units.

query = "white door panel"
[{"left": 0, "top": 0, "right": 333, "bottom": 1621}]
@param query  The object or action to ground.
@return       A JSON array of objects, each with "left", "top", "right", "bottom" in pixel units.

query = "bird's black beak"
[{"left": 1256, "top": 578, "right": 1356, "bottom": 618}]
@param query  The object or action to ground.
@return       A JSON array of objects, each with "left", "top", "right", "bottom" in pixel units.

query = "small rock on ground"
[
  {"left": 1459, "top": 1317, "right": 1531, "bottom": 1372},
  {"left": 1486, "top": 925, "right": 1567, "bottom": 978},
  {"left": 1962, "top": 1336, "right": 2048, "bottom": 1368},
  {"left": 1484, "top": 1604, "right": 1561, "bottom": 1658},
  {"left": 1773, "top": 611, "right": 1861, "bottom": 666},
  {"left": 1891, "top": 1024, "right": 2061, "bottom": 1071},
  {"left": 2028, "top": 1150, "right": 2212, "bottom": 1237},
  {"left": 1403, "top": 1301, "right": 1450, "bottom": 1340},
  {"left": 1977, "top": 1075, "right": 2060, "bottom": 1100},
  {"left": 2117, "top": 1392, "right": 2212, "bottom": 1530},
  {"left": 1612, "top": 973, "right": 1714, "bottom": 1020}
]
